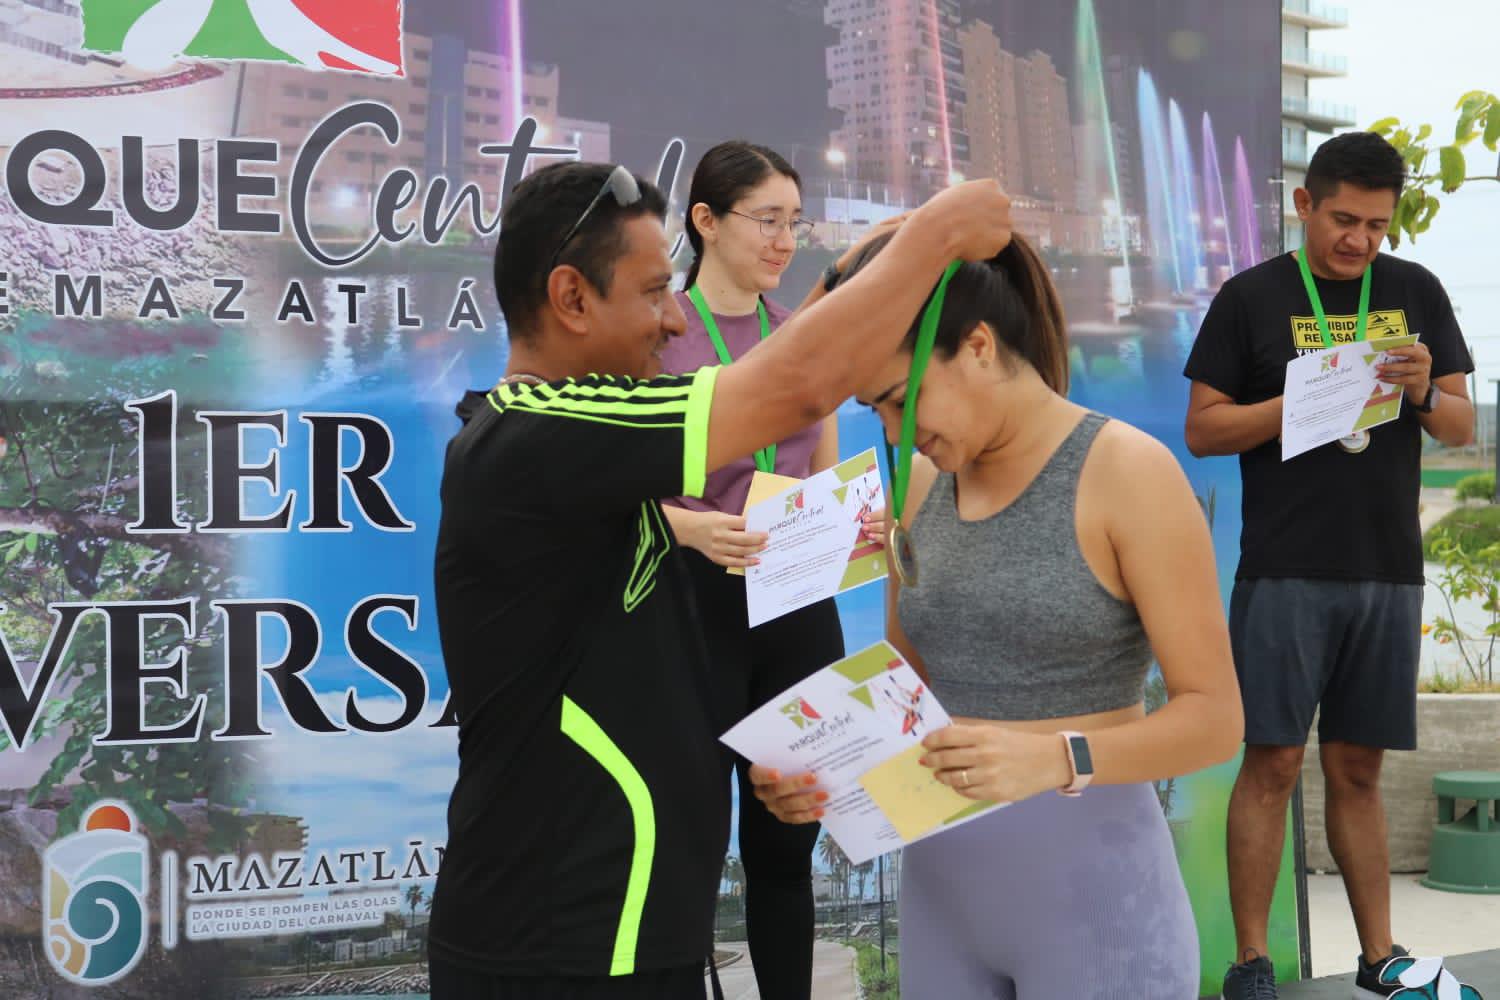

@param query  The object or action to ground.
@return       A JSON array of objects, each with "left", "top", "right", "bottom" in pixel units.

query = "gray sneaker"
[{"left": 1222, "top": 950, "right": 1279, "bottom": 1000}]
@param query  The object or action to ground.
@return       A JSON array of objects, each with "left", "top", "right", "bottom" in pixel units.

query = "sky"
[{"left": 1313, "top": 0, "right": 1500, "bottom": 390}]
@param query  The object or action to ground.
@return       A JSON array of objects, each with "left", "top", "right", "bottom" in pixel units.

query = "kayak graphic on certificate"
[
  {"left": 742, "top": 448, "right": 888, "bottom": 627},
  {"left": 1281, "top": 334, "right": 1417, "bottom": 460},
  {"left": 722, "top": 641, "right": 1007, "bottom": 865}
]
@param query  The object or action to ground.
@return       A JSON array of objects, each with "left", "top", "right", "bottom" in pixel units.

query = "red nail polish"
[{"left": 815, "top": 791, "right": 829, "bottom": 803}]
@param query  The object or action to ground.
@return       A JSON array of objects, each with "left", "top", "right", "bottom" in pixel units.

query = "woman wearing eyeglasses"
[{"left": 658, "top": 140, "right": 872, "bottom": 999}]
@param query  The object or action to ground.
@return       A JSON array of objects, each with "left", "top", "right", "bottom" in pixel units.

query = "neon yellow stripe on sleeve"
[{"left": 681, "top": 365, "right": 719, "bottom": 498}]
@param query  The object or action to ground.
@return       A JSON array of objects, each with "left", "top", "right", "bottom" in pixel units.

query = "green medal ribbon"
[
  {"left": 1296, "top": 248, "right": 1371, "bottom": 348},
  {"left": 884, "top": 261, "right": 964, "bottom": 530},
  {"left": 687, "top": 284, "right": 775, "bottom": 473}
]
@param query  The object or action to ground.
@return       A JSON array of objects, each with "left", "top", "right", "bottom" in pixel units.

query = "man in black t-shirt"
[
  {"left": 1184, "top": 133, "right": 1474, "bottom": 999},
  {"left": 428, "top": 162, "right": 1013, "bottom": 998}
]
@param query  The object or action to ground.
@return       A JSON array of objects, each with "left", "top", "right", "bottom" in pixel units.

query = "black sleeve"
[
  {"left": 1184, "top": 281, "right": 1251, "bottom": 399},
  {"left": 493, "top": 367, "right": 720, "bottom": 514},
  {"left": 1418, "top": 267, "right": 1473, "bottom": 379}
]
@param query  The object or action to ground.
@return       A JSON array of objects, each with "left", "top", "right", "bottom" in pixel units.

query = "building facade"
[
  {"left": 825, "top": 0, "right": 970, "bottom": 199},
  {"left": 1281, "top": 0, "right": 1355, "bottom": 249}
]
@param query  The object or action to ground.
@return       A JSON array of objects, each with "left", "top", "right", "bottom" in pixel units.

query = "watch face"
[{"left": 1068, "top": 735, "right": 1094, "bottom": 776}]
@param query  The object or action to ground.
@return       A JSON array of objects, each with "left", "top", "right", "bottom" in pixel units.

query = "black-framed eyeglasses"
[
  {"left": 549, "top": 164, "right": 642, "bottom": 272},
  {"left": 726, "top": 209, "right": 815, "bottom": 240}
]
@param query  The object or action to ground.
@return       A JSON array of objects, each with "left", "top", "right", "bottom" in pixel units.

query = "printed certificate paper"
[
  {"left": 743, "top": 449, "right": 887, "bottom": 627},
  {"left": 720, "top": 641, "right": 1005, "bottom": 865},
  {"left": 1281, "top": 335, "right": 1417, "bottom": 461}
]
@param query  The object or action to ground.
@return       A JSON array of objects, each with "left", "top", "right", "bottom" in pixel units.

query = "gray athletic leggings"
[{"left": 899, "top": 782, "right": 1199, "bottom": 999}]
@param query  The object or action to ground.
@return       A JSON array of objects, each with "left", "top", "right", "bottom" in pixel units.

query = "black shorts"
[
  {"left": 1229, "top": 577, "right": 1422, "bottom": 750},
  {"left": 428, "top": 958, "right": 706, "bottom": 999}
]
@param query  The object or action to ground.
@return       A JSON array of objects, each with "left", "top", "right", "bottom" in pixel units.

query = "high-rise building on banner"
[
  {"left": 1280, "top": 0, "right": 1354, "bottom": 250},
  {"left": 1016, "top": 49, "right": 1077, "bottom": 211},
  {"left": 233, "top": 32, "right": 608, "bottom": 223},
  {"left": 1101, "top": 53, "right": 1140, "bottom": 221},
  {"left": 825, "top": 0, "right": 970, "bottom": 199},
  {"left": 957, "top": 20, "right": 1024, "bottom": 193}
]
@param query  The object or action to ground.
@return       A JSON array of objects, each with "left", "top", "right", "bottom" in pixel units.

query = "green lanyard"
[
  {"left": 687, "top": 285, "right": 775, "bottom": 473},
  {"left": 883, "top": 261, "right": 963, "bottom": 527},
  {"left": 1296, "top": 249, "right": 1371, "bottom": 348}
]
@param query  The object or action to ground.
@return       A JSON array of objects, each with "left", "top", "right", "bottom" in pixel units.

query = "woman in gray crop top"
[{"left": 753, "top": 231, "right": 1244, "bottom": 999}]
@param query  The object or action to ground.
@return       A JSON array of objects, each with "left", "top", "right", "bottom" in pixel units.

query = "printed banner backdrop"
[{"left": 0, "top": 1, "right": 1289, "bottom": 996}]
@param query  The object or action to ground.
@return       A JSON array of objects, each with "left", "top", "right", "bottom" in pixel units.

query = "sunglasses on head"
[{"left": 549, "top": 164, "right": 642, "bottom": 273}]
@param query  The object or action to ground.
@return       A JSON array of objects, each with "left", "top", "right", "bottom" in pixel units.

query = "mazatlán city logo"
[
  {"left": 80, "top": 0, "right": 404, "bottom": 76},
  {"left": 780, "top": 697, "right": 822, "bottom": 730},
  {"left": 43, "top": 801, "right": 150, "bottom": 986},
  {"left": 785, "top": 490, "right": 806, "bottom": 515},
  {"left": 1321, "top": 352, "right": 1341, "bottom": 372}
]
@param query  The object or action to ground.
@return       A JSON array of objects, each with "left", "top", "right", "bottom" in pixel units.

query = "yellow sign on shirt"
[{"left": 1291, "top": 309, "right": 1409, "bottom": 350}]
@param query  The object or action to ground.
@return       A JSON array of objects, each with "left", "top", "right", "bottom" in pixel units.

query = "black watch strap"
[
  {"left": 1417, "top": 383, "right": 1439, "bottom": 413},
  {"left": 822, "top": 262, "right": 842, "bottom": 292}
]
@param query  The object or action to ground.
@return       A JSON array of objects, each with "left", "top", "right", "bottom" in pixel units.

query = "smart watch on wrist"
[
  {"left": 1058, "top": 731, "right": 1094, "bottom": 797},
  {"left": 1415, "top": 382, "right": 1440, "bottom": 414}
]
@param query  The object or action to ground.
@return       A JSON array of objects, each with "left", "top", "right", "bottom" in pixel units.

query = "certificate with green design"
[
  {"left": 721, "top": 640, "right": 1005, "bottom": 865},
  {"left": 1281, "top": 334, "right": 1419, "bottom": 460},
  {"left": 1352, "top": 334, "right": 1419, "bottom": 432},
  {"left": 743, "top": 448, "right": 887, "bottom": 628}
]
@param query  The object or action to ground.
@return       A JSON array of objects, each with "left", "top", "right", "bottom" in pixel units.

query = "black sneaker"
[
  {"left": 1222, "top": 950, "right": 1278, "bottom": 1000},
  {"left": 1354, "top": 945, "right": 1485, "bottom": 999}
]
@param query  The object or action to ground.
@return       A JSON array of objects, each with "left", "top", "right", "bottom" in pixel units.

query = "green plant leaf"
[
  {"left": 1439, "top": 145, "right": 1467, "bottom": 192},
  {"left": 1485, "top": 109, "right": 1500, "bottom": 152},
  {"left": 1402, "top": 143, "right": 1429, "bottom": 176},
  {"left": 1390, "top": 189, "right": 1417, "bottom": 247},
  {"left": 1455, "top": 95, "right": 1487, "bottom": 143},
  {"left": 1418, "top": 195, "right": 1441, "bottom": 231},
  {"left": 1369, "top": 116, "right": 1401, "bottom": 136},
  {"left": 24, "top": 533, "right": 37, "bottom": 554}
]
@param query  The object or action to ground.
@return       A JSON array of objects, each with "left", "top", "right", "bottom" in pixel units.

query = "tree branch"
[
  {"left": 42, "top": 442, "right": 81, "bottom": 481},
  {"left": 0, "top": 507, "right": 231, "bottom": 564},
  {"left": 9, "top": 430, "right": 40, "bottom": 505},
  {"left": 76, "top": 477, "right": 140, "bottom": 507}
]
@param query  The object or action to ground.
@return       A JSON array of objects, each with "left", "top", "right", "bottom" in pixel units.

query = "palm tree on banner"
[
  {"left": 817, "top": 833, "right": 851, "bottom": 937},
  {"left": 722, "top": 854, "right": 746, "bottom": 924},
  {"left": 405, "top": 884, "right": 426, "bottom": 953},
  {"left": 853, "top": 860, "right": 874, "bottom": 926}
]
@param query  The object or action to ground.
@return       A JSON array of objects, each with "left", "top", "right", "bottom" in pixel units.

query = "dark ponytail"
[
  {"left": 836, "top": 232, "right": 1070, "bottom": 394},
  {"left": 990, "top": 237, "right": 1069, "bottom": 394},
  {"left": 682, "top": 140, "right": 801, "bottom": 289}
]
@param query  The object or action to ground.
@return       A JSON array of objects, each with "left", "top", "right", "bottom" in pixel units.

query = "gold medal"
[{"left": 887, "top": 520, "right": 919, "bottom": 587}]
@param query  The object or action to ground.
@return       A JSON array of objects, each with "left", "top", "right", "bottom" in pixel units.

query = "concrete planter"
[{"left": 1301, "top": 694, "right": 1500, "bottom": 874}]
